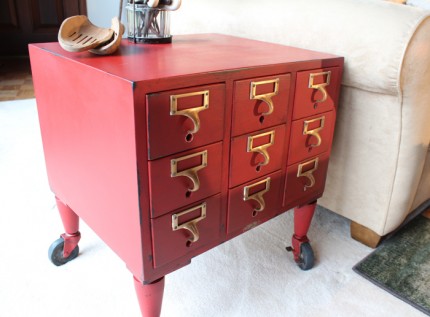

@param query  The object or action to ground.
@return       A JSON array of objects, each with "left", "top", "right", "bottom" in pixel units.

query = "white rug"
[{"left": 0, "top": 99, "right": 425, "bottom": 317}]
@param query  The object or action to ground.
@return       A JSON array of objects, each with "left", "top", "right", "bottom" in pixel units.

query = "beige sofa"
[{"left": 172, "top": 0, "right": 430, "bottom": 247}]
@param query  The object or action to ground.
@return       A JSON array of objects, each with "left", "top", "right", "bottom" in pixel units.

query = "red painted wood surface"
[
  {"left": 29, "top": 34, "right": 343, "bottom": 285},
  {"left": 293, "top": 67, "right": 341, "bottom": 120},
  {"left": 232, "top": 74, "right": 290, "bottom": 137},
  {"left": 148, "top": 142, "right": 223, "bottom": 218},
  {"left": 229, "top": 124, "right": 287, "bottom": 188},
  {"left": 227, "top": 170, "right": 283, "bottom": 235},
  {"left": 151, "top": 194, "right": 222, "bottom": 268},
  {"left": 288, "top": 110, "right": 336, "bottom": 165},
  {"left": 134, "top": 276, "right": 165, "bottom": 317},
  {"left": 284, "top": 152, "right": 330, "bottom": 207},
  {"left": 146, "top": 84, "right": 225, "bottom": 160},
  {"left": 29, "top": 44, "right": 144, "bottom": 278},
  {"left": 31, "top": 34, "right": 341, "bottom": 83}
]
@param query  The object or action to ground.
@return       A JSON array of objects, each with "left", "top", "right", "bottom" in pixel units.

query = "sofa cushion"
[
  {"left": 173, "top": 0, "right": 430, "bottom": 95},
  {"left": 407, "top": 0, "right": 430, "bottom": 9}
]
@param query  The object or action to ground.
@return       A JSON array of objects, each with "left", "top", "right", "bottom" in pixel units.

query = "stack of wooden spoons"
[{"left": 58, "top": 0, "right": 125, "bottom": 55}]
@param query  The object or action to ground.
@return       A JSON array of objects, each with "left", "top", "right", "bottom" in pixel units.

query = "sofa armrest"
[
  {"left": 385, "top": 14, "right": 430, "bottom": 230},
  {"left": 173, "top": 0, "right": 430, "bottom": 94}
]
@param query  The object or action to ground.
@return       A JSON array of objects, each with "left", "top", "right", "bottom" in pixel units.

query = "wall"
[
  {"left": 87, "top": 0, "right": 121, "bottom": 28},
  {"left": 171, "top": 0, "right": 273, "bottom": 39},
  {"left": 86, "top": 0, "right": 300, "bottom": 45}
]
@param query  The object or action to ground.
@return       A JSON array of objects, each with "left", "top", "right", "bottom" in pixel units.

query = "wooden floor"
[{"left": 0, "top": 57, "right": 35, "bottom": 101}]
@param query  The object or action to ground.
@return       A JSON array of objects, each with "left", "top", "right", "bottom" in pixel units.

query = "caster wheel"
[
  {"left": 297, "top": 242, "right": 314, "bottom": 271},
  {"left": 48, "top": 237, "right": 79, "bottom": 266}
]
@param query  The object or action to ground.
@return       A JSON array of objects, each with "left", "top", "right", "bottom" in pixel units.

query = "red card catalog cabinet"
[{"left": 29, "top": 34, "right": 343, "bottom": 316}]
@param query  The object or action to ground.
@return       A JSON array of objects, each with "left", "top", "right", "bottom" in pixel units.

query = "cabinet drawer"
[
  {"left": 147, "top": 84, "right": 226, "bottom": 159},
  {"left": 232, "top": 74, "right": 290, "bottom": 137},
  {"left": 229, "top": 125, "right": 286, "bottom": 188},
  {"left": 227, "top": 171, "right": 283, "bottom": 235},
  {"left": 151, "top": 195, "right": 222, "bottom": 268},
  {"left": 288, "top": 111, "right": 335, "bottom": 165},
  {"left": 293, "top": 67, "right": 340, "bottom": 120},
  {"left": 148, "top": 142, "right": 223, "bottom": 218},
  {"left": 284, "top": 152, "right": 330, "bottom": 206}
]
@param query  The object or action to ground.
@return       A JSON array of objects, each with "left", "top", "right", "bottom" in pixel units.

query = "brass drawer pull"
[
  {"left": 297, "top": 157, "right": 319, "bottom": 191},
  {"left": 172, "top": 202, "right": 207, "bottom": 243},
  {"left": 170, "top": 90, "right": 210, "bottom": 135},
  {"left": 247, "top": 130, "right": 275, "bottom": 167},
  {"left": 250, "top": 78, "right": 280, "bottom": 116},
  {"left": 308, "top": 71, "right": 331, "bottom": 104},
  {"left": 243, "top": 177, "right": 271, "bottom": 216},
  {"left": 303, "top": 116, "right": 325, "bottom": 147},
  {"left": 171, "top": 150, "right": 208, "bottom": 192}
]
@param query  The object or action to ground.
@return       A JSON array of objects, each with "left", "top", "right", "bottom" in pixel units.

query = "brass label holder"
[
  {"left": 171, "top": 150, "right": 208, "bottom": 192},
  {"left": 303, "top": 116, "right": 325, "bottom": 147},
  {"left": 172, "top": 202, "right": 207, "bottom": 243},
  {"left": 243, "top": 177, "right": 271, "bottom": 216},
  {"left": 297, "top": 157, "right": 319, "bottom": 191},
  {"left": 250, "top": 78, "right": 280, "bottom": 116},
  {"left": 170, "top": 90, "right": 210, "bottom": 135},
  {"left": 247, "top": 130, "right": 275, "bottom": 167},
  {"left": 308, "top": 71, "right": 331, "bottom": 104}
]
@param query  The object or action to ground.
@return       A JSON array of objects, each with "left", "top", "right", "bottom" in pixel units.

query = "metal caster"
[
  {"left": 286, "top": 241, "right": 314, "bottom": 271},
  {"left": 48, "top": 234, "right": 80, "bottom": 266},
  {"left": 296, "top": 242, "right": 314, "bottom": 271}
]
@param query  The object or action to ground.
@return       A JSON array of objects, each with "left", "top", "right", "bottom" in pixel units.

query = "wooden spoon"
[
  {"left": 90, "top": 0, "right": 125, "bottom": 55},
  {"left": 89, "top": 17, "right": 125, "bottom": 55},
  {"left": 58, "top": 15, "right": 114, "bottom": 53},
  {"left": 158, "top": 0, "right": 181, "bottom": 11}
]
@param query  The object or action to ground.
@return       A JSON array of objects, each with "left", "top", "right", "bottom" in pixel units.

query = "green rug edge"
[{"left": 353, "top": 215, "right": 430, "bottom": 316}]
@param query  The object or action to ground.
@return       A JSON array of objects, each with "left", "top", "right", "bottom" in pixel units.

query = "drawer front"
[
  {"left": 229, "top": 125, "right": 286, "bottom": 188},
  {"left": 288, "top": 111, "right": 335, "bottom": 165},
  {"left": 151, "top": 194, "right": 222, "bottom": 268},
  {"left": 149, "top": 142, "right": 223, "bottom": 218},
  {"left": 232, "top": 74, "right": 290, "bottom": 137},
  {"left": 147, "top": 83, "right": 226, "bottom": 159},
  {"left": 227, "top": 171, "right": 283, "bottom": 235},
  {"left": 293, "top": 67, "right": 340, "bottom": 120},
  {"left": 284, "top": 152, "right": 330, "bottom": 206}
]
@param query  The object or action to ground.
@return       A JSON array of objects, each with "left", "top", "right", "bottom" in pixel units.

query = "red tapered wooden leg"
[
  {"left": 48, "top": 197, "right": 81, "bottom": 266},
  {"left": 134, "top": 276, "right": 165, "bottom": 317},
  {"left": 56, "top": 196, "right": 79, "bottom": 234},
  {"left": 293, "top": 201, "right": 316, "bottom": 239},
  {"left": 289, "top": 201, "right": 317, "bottom": 270},
  {"left": 55, "top": 197, "right": 81, "bottom": 257}
]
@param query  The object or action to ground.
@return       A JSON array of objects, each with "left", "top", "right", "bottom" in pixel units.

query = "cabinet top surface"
[{"left": 30, "top": 33, "right": 342, "bottom": 82}]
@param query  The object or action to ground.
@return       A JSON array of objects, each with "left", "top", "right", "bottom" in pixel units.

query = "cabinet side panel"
[{"left": 29, "top": 45, "right": 143, "bottom": 278}]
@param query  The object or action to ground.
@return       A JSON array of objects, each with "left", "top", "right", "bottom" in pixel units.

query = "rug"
[
  {"left": 354, "top": 215, "right": 430, "bottom": 316},
  {"left": 1, "top": 98, "right": 426, "bottom": 317}
]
